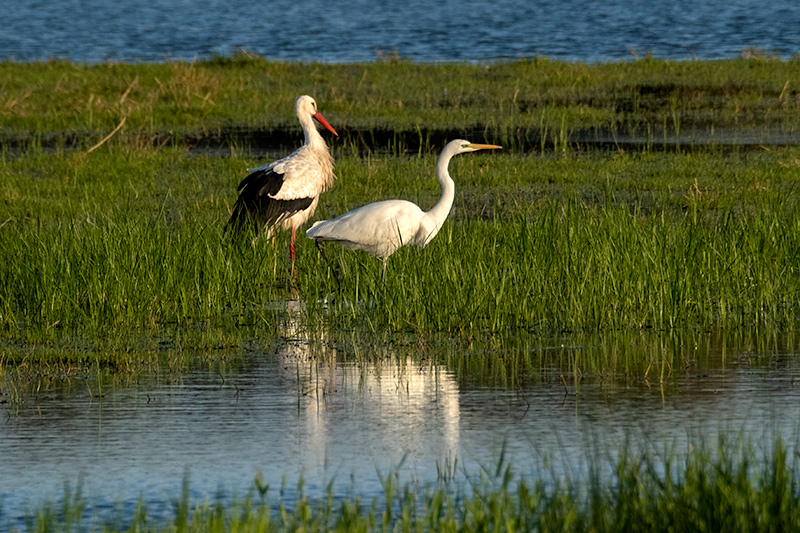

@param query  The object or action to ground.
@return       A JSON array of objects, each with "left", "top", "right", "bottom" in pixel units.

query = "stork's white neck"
[{"left": 300, "top": 113, "right": 325, "bottom": 148}]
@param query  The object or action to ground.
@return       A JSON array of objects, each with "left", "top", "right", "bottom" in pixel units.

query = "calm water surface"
[
  {"left": 2, "top": 304, "right": 799, "bottom": 526},
  {"left": 3, "top": 0, "right": 800, "bottom": 63}
]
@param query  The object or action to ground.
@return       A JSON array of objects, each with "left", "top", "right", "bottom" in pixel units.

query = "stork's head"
[{"left": 295, "top": 95, "right": 338, "bottom": 136}]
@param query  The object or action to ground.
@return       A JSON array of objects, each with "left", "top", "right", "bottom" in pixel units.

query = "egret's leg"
[{"left": 315, "top": 240, "right": 342, "bottom": 292}]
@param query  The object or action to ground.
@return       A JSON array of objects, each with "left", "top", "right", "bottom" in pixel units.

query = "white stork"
[
  {"left": 306, "top": 139, "right": 501, "bottom": 282},
  {"left": 226, "top": 95, "right": 338, "bottom": 262}
]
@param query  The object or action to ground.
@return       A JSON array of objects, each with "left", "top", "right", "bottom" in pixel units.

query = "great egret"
[
  {"left": 306, "top": 139, "right": 501, "bottom": 281},
  {"left": 225, "top": 95, "right": 338, "bottom": 262}
]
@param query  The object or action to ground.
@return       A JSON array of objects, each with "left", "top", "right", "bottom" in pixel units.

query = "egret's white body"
[
  {"left": 306, "top": 140, "right": 501, "bottom": 279},
  {"left": 226, "top": 95, "right": 337, "bottom": 261}
]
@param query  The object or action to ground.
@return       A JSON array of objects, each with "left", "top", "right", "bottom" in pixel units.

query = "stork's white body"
[
  {"left": 244, "top": 128, "right": 335, "bottom": 235},
  {"left": 306, "top": 140, "right": 501, "bottom": 280},
  {"left": 226, "top": 95, "right": 337, "bottom": 261}
]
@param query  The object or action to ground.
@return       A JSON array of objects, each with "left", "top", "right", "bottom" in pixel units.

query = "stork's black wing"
[{"left": 224, "top": 167, "right": 314, "bottom": 236}]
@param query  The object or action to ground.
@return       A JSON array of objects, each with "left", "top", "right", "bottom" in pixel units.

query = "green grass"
[
  {"left": 1, "top": 57, "right": 800, "bottom": 356},
  {"left": 2, "top": 55, "right": 800, "bottom": 150},
  {"left": 308, "top": 201, "right": 800, "bottom": 332},
  {"left": 307, "top": 149, "right": 800, "bottom": 333},
  {"left": 2, "top": 143, "right": 799, "bottom": 351},
  {"left": 3, "top": 57, "right": 800, "bottom": 532},
  {"left": 8, "top": 436, "right": 800, "bottom": 532}
]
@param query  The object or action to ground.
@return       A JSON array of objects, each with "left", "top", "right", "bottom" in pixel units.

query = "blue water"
[
  {"left": 2, "top": 317, "right": 799, "bottom": 528},
  {"left": 3, "top": 0, "right": 800, "bottom": 63}
]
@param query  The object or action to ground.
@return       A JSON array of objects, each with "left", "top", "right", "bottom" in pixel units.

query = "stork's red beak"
[{"left": 313, "top": 112, "right": 338, "bottom": 136}]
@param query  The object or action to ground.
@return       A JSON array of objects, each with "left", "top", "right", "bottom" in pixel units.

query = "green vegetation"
[
  {"left": 2, "top": 142, "right": 799, "bottom": 353},
  {"left": 2, "top": 54, "right": 800, "bottom": 150},
  {"left": 1, "top": 56, "right": 799, "bottom": 355},
  {"left": 312, "top": 148, "right": 800, "bottom": 332},
  {"left": 8, "top": 437, "right": 800, "bottom": 532},
  {"left": 3, "top": 57, "right": 800, "bottom": 532}
]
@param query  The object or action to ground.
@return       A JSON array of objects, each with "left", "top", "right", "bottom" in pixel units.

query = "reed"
[
  {"left": 302, "top": 148, "right": 800, "bottom": 334},
  {"left": 2, "top": 56, "right": 800, "bottom": 151},
  {"left": 2, "top": 144, "right": 799, "bottom": 350},
  {"left": 8, "top": 436, "right": 800, "bottom": 532}
]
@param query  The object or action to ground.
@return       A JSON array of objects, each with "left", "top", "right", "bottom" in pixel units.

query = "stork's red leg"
[{"left": 290, "top": 227, "right": 299, "bottom": 283}]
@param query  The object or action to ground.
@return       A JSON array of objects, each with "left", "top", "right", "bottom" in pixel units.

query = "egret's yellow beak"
[{"left": 469, "top": 143, "right": 502, "bottom": 150}]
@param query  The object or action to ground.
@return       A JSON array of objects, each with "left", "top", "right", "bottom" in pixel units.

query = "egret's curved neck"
[{"left": 425, "top": 147, "right": 457, "bottom": 225}]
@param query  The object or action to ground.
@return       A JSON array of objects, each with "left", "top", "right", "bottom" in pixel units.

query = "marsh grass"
[
  {"left": 10, "top": 436, "right": 800, "bottom": 532},
  {"left": 2, "top": 144, "right": 800, "bottom": 350},
  {"left": 3, "top": 56, "right": 800, "bottom": 151},
  {"left": 1, "top": 147, "right": 283, "bottom": 341},
  {"left": 303, "top": 149, "right": 800, "bottom": 334},
  {"left": 2, "top": 58, "right": 800, "bottom": 359}
]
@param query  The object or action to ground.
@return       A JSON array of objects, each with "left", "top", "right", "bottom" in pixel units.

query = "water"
[
  {"left": 3, "top": 0, "right": 800, "bottom": 64},
  {"left": 2, "top": 305, "right": 799, "bottom": 526}
]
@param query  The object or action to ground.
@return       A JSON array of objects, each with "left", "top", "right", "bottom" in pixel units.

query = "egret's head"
[{"left": 450, "top": 139, "right": 502, "bottom": 154}]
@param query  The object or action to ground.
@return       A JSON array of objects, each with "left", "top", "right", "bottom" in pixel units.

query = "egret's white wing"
[{"left": 307, "top": 200, "right": 425, "bottom": 258}]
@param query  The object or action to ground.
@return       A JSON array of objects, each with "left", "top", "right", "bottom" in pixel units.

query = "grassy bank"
[
  {"left": 2, "top": 55, "right": 800, "bottom": 150},
  {"left": 7, "top": 437, "right": 800, "bottom": 532},
  {"left": 1, "top": 57, "right": 800, "bottom": 355},
  {"left": 1, "top": 144, "right": 799, "bottom": 350}
]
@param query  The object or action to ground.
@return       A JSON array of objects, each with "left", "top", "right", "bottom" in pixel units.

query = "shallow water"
[
  {"left": 3, "top": 0, "right": 800, "bottom": 63},
  {"left": 2, "top": 305, "right": 799, "bottom": 527}
]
